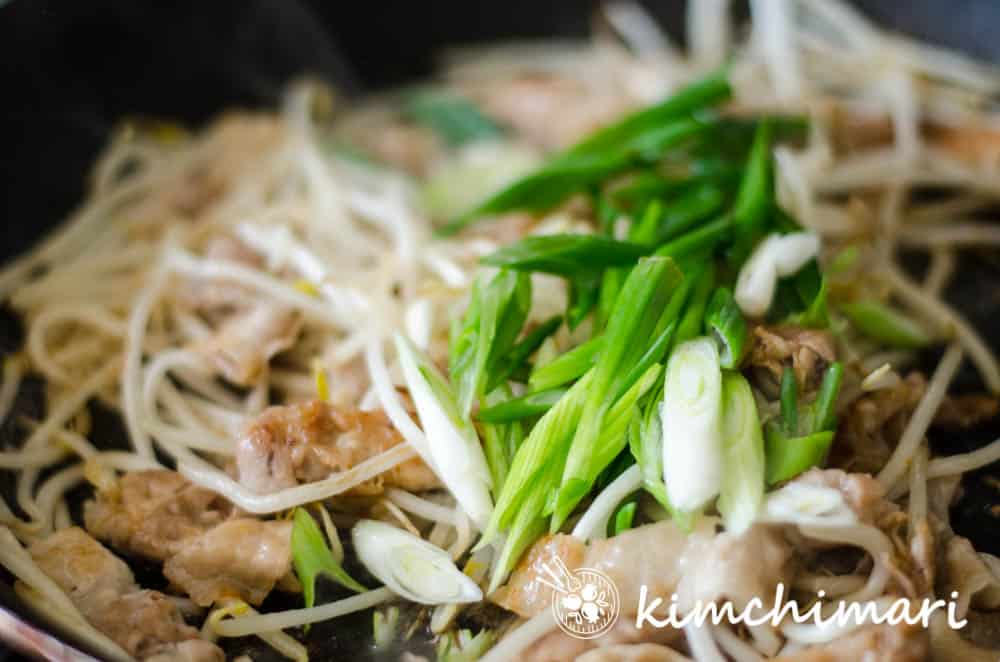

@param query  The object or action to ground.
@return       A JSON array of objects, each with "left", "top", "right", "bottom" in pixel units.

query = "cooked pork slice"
[
  {"left": 492, "top": 534, "right": 586, "bottom": 618},
  {"left": 933, "top": 393, "right": 1000, "bottom": 429},
  {"left": 500, "top": 520, "right": 792, "bottom": 620},
  {"left": 235, "top": 399, "right": 440, "bottom": 495},
  {"left": 85, "top": 470, "right": 233, "bottom": 562},
  {"left": 831, "top": 372, "right": 926, "bottom": 474},
  {"left": 525, "top": 621, "right": 684, "bottom": 662},
  {"left": 774, "top": 623, "right": 927, "bottom": 662},
  {"left": 195, "top": 302, "right": 302, "bottom": 386},
  {"left": 749, "top": 325, "right": 836, "bottom": 393},
  {"left": 163, "top": 518, "right": 292, "bottom": 607},
  {"left": 793, "top": 469, "right": 890, "bottom": 525},
  {"left": 30, "top": 528, "right": 222, "bottom": 662}
]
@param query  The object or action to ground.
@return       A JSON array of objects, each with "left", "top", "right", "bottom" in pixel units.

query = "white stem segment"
[
  {"left": 353, "top": 519, "right": 482, "bottom": 605},
  {"left": 717, "top": 372, "right": 766, "bottom": 535},
  {"left": 393, "top": 333, "right": 493, "bottom": 530},
  {"left": 735, "top": 232, "right": 820, "bottom": 317},
  {"left": 661, "top": 337, "right": 724, "bottom": 512}
]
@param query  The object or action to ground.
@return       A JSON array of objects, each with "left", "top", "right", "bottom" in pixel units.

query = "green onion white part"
[
  {"left": 353, "top": 519, "right": 483, "bottom": 605},
  {"left": 660, "top": 337, "right": 724, "bottom": 512},
  {"left": 760, "top": 482, "right": 858, "bottom": 527},
  {"left": 735, "top": 231, "right": 820, "bottom": 317},
  {"left": 717, "top": 372, "right": 766, "bottom": 535},
  {"left": 394, "top": 333, "right": 493, "bottom": 530}
]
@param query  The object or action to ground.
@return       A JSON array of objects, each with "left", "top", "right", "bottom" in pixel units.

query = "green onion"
[
  {"left": 291, "top": 508, "right": 366, "bottom": 614},
  {"left": 731, "top": 120, "right": 774, "bottom": 263},
  {"left": 705, "top": 286, "right": 748, "bottom": 369},
  {"left": 403, "top": 90, "right": 504, "bottom": 146},
  {"left": 611, "top": 500, "right": 637, "bottom": 536},
  {"left": 654, "top": 184, "right": 727, "bottom": 244},
  {"left": 566, "top": 71, "right": 731, "bottom": 157},
  {"left": 674, "top": 263, "right": 715, "bottom": 345},
  {"left": 764, "top": 426, "right": 835, "bottom": 485},
  {"left": 481, "top": 234, "right": 649, "bottom": 276},
  {"left": 436, "top": 628, "right": 497, "bottom": 662},
  {"left": 780, "top": 366, "right": 798, "bottom": 435},
  {"left": 611, "top": 321, "right": 677, "bottom": 402},
  {"left": 553, "top": 257, "right": 683, "bottom": 529},
  {"left": 566, "top": 274, "right": 600, "bottom": 329},
  {"left": 487, "top": 462, "right": 554, "bottom": 593},
  {"left": 353, "top": 519, "right": 482, "bottom": 604},
  {"left": 452, "top": 269, "right": 531, "bottom": 417},
  {"left": 661, "top": 337, "right": 724, "bottom": 513},
  {"left": 717, "top": 372, "right": 766, "bottom": 534},
  {"left": 528, "top": 335, "right": 603, "bottom": 392},
  {"left": 486, "top": 315, "right": 562, "bottom": 391},
  {"left": 654, "top": 215, "right": 732, "bottom": 261},
  {"left": 438, "top": 72, "right": 731, "bottom": 236},
  {"left": 809, "top": 362, "right": 844, "bottom": 434},
  {"left": 439, "top": 151, "right": 630, "bottom": 235},
  {"left": 476, "top": 387, "right": 567, "bottom": 424},
  {"left": 480, "top": 371, "right": 593, "bottom": 546},
  {"left": 840, "top": 300, "right": 932, "bottom": 349},
  {"left": 395, "top": 334, "right": 494, "bottom": 529},
  {"left": 630, "top": 199, "right": 664, "bottom": 246},
  {"left": 480, "top": 386, "right": 524, "bottom": 495}
]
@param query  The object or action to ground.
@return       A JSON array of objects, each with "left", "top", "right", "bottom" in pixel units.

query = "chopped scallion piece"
[
  {"left": 705, "top": 286, "right": 747, "bottom": 369},
  {"left": 841, "top": 299, "right": 932, "bottom": 349},
  {"left": 481, "top": 234, "right": 649, "bottom": 276},
  {"left": 718, "top": 372, "right": 766, "bottom": 534},
  {"left": 764, "top": 426, "right": 835, "bottom": 485},
  {"left": 291, "top": 508, "right": 366, "bottom": 615},
  {"left": 528, "top": 335, "right": 603, "bottom": 392},
  {"left": 353, "top": 520, "right": 482, "bottom": 604},
  {"left": 476, "top": 387, "right": 567, "bottom": 424},
  {"left": 661, "top": 337, "right": 724, "bottom": 513},
  {"left": 611, "top": 500, "right": 637, "bottom": 536}
]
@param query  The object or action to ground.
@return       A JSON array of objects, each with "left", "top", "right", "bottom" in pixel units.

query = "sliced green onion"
[
  {"left": 477, "top": 387, "right": 567, "bottom": 424},
  {"left": 566, "top": 71, "right": 731, "bottom": 157},
  {"left": 395, "top": 334, "right": 493, "bottom": 529},
  {"left": 481, "top": 234, "right": 648, "bottom": 277},
  {"left": 731, "top": 120, "right": 773, "bottom": 262},
  {"left": 480, "top": 386, "right": 524, "bottom": 496},
  {"left": 611, "top": 321, "right": 677, "bottom": 402},
  {"left": 486, "top": 315, "right": 562, "bottom": 391},
  {"left": 528, "top": 335, "right": 603, "bottom": 392},
  {"left": 654, "top": 215, "right": 732, "bottom": 261},
  {"left": 292, "top": 508, "right": 366, "bottom": 614},
  {"left": 554, "top": 257, "right": 683, "bottom": 528},
  {"left": 661, "top": 337, "right": 724, "bottom": 512},
  {"left": 630, "top": 200, "right": 664, "bottom": 246},
  {"left": 780, "top": 366, "right": 798, "bottom": 435},
  {"left": 809, "top": 361, "right": 844, "bottom": 434},
  {"left": 674, "top": 263, "right": 715, "bottom": 345},
  {"left": 841, "top": 300, "right": 932, "bottom": 349},
  {"left": 353, "top": 520, "right": 482, "bottom": 605},
  {"left": 437, "top": 628, "right": 497, "bottom": 662},
  {"left": 654, "top": 184, "right": 727, "bottom": 244},
  {"left": 764, "top": 426, "right": 835, "bottom": 485},
  {"left": 717, "top": 372, "right": 766, "bottom": 535},
  {"left": 705, "top": 286, "right": 747, "bottom": 369},
  {"left": 611, "top": 500, "right": 637, "bottom": 536},
  {"left": 566, "top": 274, "right": 600, "bottom": 329},
  {"left": 403, "top": 90, "right": 504, "bottom": 146},
  {"left": 373, "top": 606, "right": 400, "bottom": 650},
  {"left": 734, "top": 232, "right": 820, "bottom": 317}
]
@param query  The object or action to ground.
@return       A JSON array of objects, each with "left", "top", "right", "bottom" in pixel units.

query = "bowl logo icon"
[{"left": 535, "top": 557, "right": 620, "bottom": 639}]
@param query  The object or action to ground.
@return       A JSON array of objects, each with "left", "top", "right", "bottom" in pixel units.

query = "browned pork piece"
[
  {"left": 194, "top": 301, "right": 302, "bottom": 386},
  {"left": 831, "top": 373, "right": 926, "bottom": 474},
  {"left": 85, "top": 469, "right": 294, "bottom": 607},
  {"left": 84, "top": 469, "right": 234, "bottom": 561},
  {"left": 774, "top": 623, "right": 927, "bottom": 662},
  {"left": 164, "top": 518, "right": 292, "bottom": 607},
  {"left": 235, "top": 399, "right": 440, "bottom": 495},
  {"left": 30, "top": 528, "right": 222, "bottom": 662},
  {"left": 749, "top": 325, "right": 837, "bottom": 392}
]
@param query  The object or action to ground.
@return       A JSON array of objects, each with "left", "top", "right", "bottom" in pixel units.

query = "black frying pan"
[{"left": 2, "top": 1, "right": 1000, "bottom": 659}]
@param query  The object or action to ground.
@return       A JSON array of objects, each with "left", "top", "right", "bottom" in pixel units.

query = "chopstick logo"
[{"left": 537, "top": 557, "right": 620, "bottom": 639}]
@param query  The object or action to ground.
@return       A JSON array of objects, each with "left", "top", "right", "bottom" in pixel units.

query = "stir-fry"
[{"left": 3, "top": 1, "right": 1000, "bottom": 661}]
